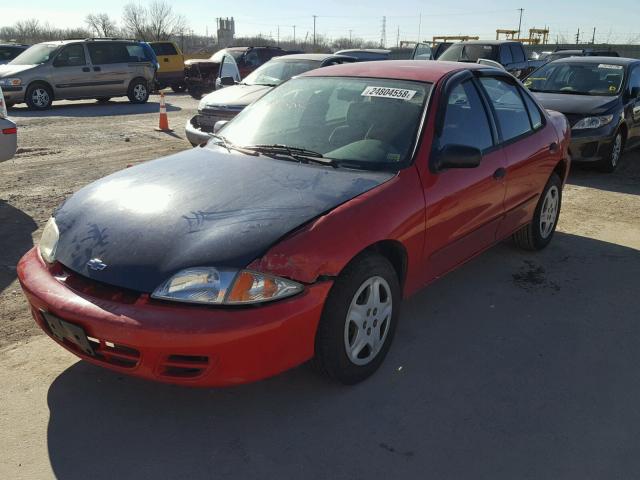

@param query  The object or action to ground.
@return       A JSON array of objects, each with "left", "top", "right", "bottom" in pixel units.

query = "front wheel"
[
  {"left": 312, "top": 253, "right": 401, "bottom": 384},
  {"left": 513, "top": 173, "right": 562, "bottom": 251},
  {"left": 127, "top": 79, "right": 149, "bottom": 104},
  {"left": 598, "top": 131, "right": 624, "bottom": 173},
  {"left": 25, "top": 84, "right": 53, "bottom": 110}
]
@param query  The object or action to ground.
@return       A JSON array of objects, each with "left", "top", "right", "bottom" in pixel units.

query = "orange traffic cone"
[{"left": 155, "top": 92, "right": 173, "bottom": 132}]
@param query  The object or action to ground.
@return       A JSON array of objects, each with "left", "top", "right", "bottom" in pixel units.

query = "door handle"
[
  {"left": 493, "top": 167, "right": 506, "bottom": 180},
  {"left": 82, "top": 67, "right": 90, "bottom": 72},
  {"left": 549, "top": 142, "right": 559, "bottom": 153},
  {"left": 93, "top": 66, "right": 101, "bottom": 72}
]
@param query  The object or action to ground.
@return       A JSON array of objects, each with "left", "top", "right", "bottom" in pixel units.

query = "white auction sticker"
[
  {"left": 598, "top": 64, "right": 623, "bottom": 70},
  {"left": 361, "top": 86, "right": 417, "bottom": 101}
]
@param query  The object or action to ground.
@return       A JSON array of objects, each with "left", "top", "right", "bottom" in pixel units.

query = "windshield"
[
  {"left": 243, "top": 60, "right": 320, "bottom": 86},
  {"left": 439, "top": 44, "right": 497, "bottom": 62},
  {"left": 9, "top": 44, "right": 59, "bottom": 65},
  {"left": 525, "top": 62, "right": 625, "bottom": 96},
  {"left": 219, "top": 76, "right": 431, "bottom": 169}
]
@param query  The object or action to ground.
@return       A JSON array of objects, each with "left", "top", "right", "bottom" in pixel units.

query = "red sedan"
[{"left": 18, "top": 61, "right": 570, "bottom": 386}]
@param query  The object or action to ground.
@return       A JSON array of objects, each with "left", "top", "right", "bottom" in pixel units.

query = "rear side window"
[
  {"left": 150, "top": 43, "right": 177, "bottom": 56},
  {"left": 500, "top": 45, "right": 513, "bottom": 65},
  {"left": 509, "top": 45, "right": 525, "bottom": 63},
  {"left": 125, "top": 44, "right": 147, "bottom": 62},
  {"left": 439, "top": 80, "right": 493, "bottom": 151},
  {"left": 479, "top": 77, "right": 532, "bottom": 142},
  {"left": 87, "top": 43, "right": 131, "bottom": 64},
  {"left": 522, "top": 93, "right": 543, "bottom": 129}
]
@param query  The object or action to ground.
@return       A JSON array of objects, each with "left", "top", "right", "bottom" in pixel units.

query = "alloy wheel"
[
  {"left": 133, "top": 84, "right": 147, "bottom": 101},
  {"left": 32, "top": 88, "right": 50, "bottom": 108},
  {"left": 539, "top": 185, "right": 559, "bottom": 239}
]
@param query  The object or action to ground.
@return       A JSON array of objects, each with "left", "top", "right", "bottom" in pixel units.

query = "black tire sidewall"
[
  {"left": 601, "top": 132, "right": 623, "bottom": 172},
  {"left": 315, "top": 253, "right": 401, "bottom": 384},
  {"left": 531, "top": 174, "right": 562, "bottom": 249},
  {"left": 128, "top": 79, "right": 149, "bottom": 104},
  {"left": 26, "top": 84, "right": 52, "bottom": 110}
]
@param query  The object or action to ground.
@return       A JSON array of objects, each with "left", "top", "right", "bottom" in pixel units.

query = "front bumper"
[
  {"left": 18, "top": 248, "right": 332, "bottom": 387},
  {"left": 1, "top": 86, "right": 24, "bottom": 104},
  {"left": 185, "top": 115, "right": 213, "bottom": 146},
  {"left": 568, "top": 124, "right": 618, "bottom": 163}
]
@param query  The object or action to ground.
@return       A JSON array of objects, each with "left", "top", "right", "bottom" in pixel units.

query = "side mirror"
[
  {"left": 213, "top": 120, "right": 228, "bottom": 134},
  {"left": 433, "top": 145, "right": 482, "bottom": 171},
  {"left": 220, "top": 76, "right": 236, "bottom": 87}
]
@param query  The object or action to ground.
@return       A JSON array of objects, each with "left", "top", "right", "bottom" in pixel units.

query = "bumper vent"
[{"left": 160, "top": 354, "right": 210, "bottom": 378}]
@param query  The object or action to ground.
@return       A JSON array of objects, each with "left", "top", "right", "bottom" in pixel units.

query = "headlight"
[
  {"left": 572, "top": 115, "right": 614, "bottom": 130},
  {"left": 39, "top": 217, "right": 59, "bottom": 264},
  {"left": 151, "top": 267, "right": 303, "bottom": 305},
  {"left": 0, "top": 78, "right": 22, "bottom": 87}
]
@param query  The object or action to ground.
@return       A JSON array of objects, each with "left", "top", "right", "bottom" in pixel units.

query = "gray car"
[
  {"left": 185, "top": 53, "right": 356, "bottom": 146},
  {"left": 0, "top": 87, "right": 17, "bottom": 162},
  {"left": 0, "top": 38, "right": 156, "bottom": 110}
]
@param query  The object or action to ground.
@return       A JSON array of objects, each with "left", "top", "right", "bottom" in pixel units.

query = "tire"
[
  {"left": 96, "top": 97, "right": 111, "bottom": 103},
  {"left": 513, "top": 173, "right": 562, "bottom": 251},
  {"left": 312, "top": 252, "right": 401, "bottom": 385},
  {"left": 189, "top": 87, "right": 203, "bottom": 100},
  {"left": 597, "top": 131, "right": 624, "bottom": 173},
  {"left": 171, "top": 83, "right": 186, "bottom": 93},
  {"left": 25, "top": 83, "right": 53, "bottom": 110},
  {"left": 127, "top": 79, "right": 150, "bottom": 104}
]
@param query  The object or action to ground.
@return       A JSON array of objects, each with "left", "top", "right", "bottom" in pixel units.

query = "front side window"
[
  {"left": 10, "top": 44, "right": 59, "bottom": 65},
  {"left": 480, "top": 77, "right": 532, "bottom": 141},
  {"left": 53, "top": 44, "right": 86, "bottom": 67},
  {"left": 220, "top": 77, "right": 431, "bottom": 168},
  {"left": 524, "top": 62, "right": 626, "bottom": 96},
  {"left": 219, "top": 56, "right": 239, "bottom": 80},
  {"left": 500, "top": 45, "right": 513, "bottom": 65},
  {"left": 439, "top": 80, "right": 493, "bottom": 151},
  {"left": 628, "top": 67, "right": 640, "bottom": 93},
  {"left": 243, "top": 60, "right": 320, "bottom": 87}
]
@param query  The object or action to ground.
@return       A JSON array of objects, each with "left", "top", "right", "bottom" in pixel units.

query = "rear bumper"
[
  {"left": 0, "top": 117, "right": 17, "bottom": 162},
  {"left": 18, "top": 247, "right": 332, "bottom": 387}
]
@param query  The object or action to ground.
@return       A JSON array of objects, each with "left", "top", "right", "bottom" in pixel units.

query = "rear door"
[
  {"left": 86, "top": 42, "right": 131, "bottom": 96},
  {"left": 477, "top": 74, "right": 559, "bottom": 237},
  {"left": 51, "top": 43, "right": 94, "bottom": 99},
  {"left": 423, "top": 72, "right": 507, "bottom": 280},
  {"left": 626, "top": 65, "right": 640, "bottom": 146}
]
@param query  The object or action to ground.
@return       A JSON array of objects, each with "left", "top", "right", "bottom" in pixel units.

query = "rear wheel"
[
  {"left": 188, "top": 87, "right": 203, "bottom": 100},
  {"left": 597, "top": 131, "right": 624, "bottom": 173},
  {"left": 25, "top": 83, "right": 53, "bottom": 110},
  {"left": 513, "top": 173, "right": 562, "bottom": 251},
  {"left": 127, "top": 79, "right": 149, "bottom": 104},
  {"left": 312, "top": 253, "right": 401, "bottom": 384}
]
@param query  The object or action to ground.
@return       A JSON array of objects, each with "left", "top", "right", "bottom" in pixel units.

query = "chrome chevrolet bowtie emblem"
[{"left": 87, "top": 258, "right": 107, "bottom": 271}]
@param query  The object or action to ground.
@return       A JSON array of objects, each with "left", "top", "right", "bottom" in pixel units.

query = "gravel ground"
[{"left": 1, "top": 94, "right": 640, "bottom": 479}]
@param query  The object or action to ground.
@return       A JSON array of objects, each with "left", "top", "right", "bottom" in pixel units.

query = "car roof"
[
  {"left": 336, "top": 49, "right": 392, "bottom": 54},
  {"left": 453, "top": 40, "right": 517, "bottom": 46},
  {"left": 301, "top": 60, "right": 488, "bottom": 82},
  {"left": 554, "top": 56, "right": 639, "bottom": 66},
  {"left": 273, "top": 53, "right": 347, "bottom": 62}
]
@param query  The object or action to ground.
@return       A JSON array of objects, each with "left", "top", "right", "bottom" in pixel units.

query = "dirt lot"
[{"left": 1, "top": 95, "right": 640, "bottom": 479}]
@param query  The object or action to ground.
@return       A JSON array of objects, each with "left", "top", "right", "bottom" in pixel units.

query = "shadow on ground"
[
  {"left": 0, "top": 200, "right": 37, "bottom": 293},
  {"left": 568, "top": 148, "right": 640, "bottom": 196},
  {"left": 46, "top": 232, "right": 640, "bottom": 479},
  {"left": 8, "top": 99, "right": 181, "bottom": 118}
]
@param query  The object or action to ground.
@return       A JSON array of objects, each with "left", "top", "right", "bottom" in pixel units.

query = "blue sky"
[{"left": 3, "top": 0, "right": 640, "bottom": 45}]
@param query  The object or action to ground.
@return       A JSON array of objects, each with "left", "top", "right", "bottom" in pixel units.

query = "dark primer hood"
[
  {"left": 53, "top": 146, "right": 393, "bottom": 293},
  {"left": 200, "top": 84, "right": 273, "bottom": 109},
  {"left": 532, "top": 92, "right": 620, "bottom": 116}
]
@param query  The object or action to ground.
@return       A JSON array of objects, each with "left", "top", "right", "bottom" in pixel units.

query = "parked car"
[
  {"left": 185, "top": 53, "right": 356, "bottom": 146},
  {"left": 0, "top": 38, "right": 156, "bottom": 110},
  {"left": 18, "top": 60, "right": 570, "bottom": 387},
  {"left": 410, "top": 43, "right": 433, "bottom": 60},
  {"left": 438, "top": 40, "right": 542, "bottom": 78},
  {"left": 0, "top": 86, "right": 17, "bottom": 162},
  {"left": 0, "top": 44, "right": 29, "bottom": 65},
  {"left": 184, "top": 50, "right": 241, "bottom": 99},
  {"left": 542, "top": 49, "right": 620, "bottom": 64},
  {"left": 148, "top": 41, "right": 209, "bottom": 92},
  {"left": 224, "top": 46, "right": 297, "bottom": 78},
  {"left": 335, "top": 49, "right": 391, "bottom": 61},
  {"left": 524, "top": 56, "right": 640, "bottom": 172}
]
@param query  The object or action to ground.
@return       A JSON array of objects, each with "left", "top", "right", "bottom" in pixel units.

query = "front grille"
[
  {"left": 159, "top": 354, "right": 210, "bottom": 378},
  {"left": 50, "top": 263, "right": 139, "bottom": 304},
  {"left": 196, "top": 108, "right": 241, "bottom": 132}
]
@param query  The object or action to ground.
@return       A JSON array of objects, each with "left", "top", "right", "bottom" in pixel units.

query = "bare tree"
[
  {"left": 122, "top": 2, "right": 150, "bottom": 40},
  {"left": 147, "top": 1, "right": 187, "bottom": 41},
  {"left": 85, "top": 13, "right": 118, "bottom": 37}
]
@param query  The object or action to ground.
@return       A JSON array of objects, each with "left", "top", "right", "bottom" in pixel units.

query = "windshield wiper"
[
  {"left": 244, "top": 144, "right": 338, "bottom": 167},
  {"left": 209, "top": 134, "right": 258, "bottom": 155}
]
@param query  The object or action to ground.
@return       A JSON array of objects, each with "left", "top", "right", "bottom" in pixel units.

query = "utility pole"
[
  {"left": 397, "top": 26, "right": 400, "bottom": 47},
  {"left": 313, "top": 15, "right": 317, "bottom": 49},
  {"left": 277, "top": 25, "right": 280, "bottom": 46},
  {"left": 349, "top": 29, "right": 352, "bottom": 47},
  {"left": 517, "top": 8, "right": 524, "bottom": 37},
  {"left": 575, "top": 28, "right": 580, "bottom": 44},
  {"left": 381, "top": 16, "right": 386, "bottom": 48},
  {"left": 592, "top": 27, "right": 596, "bottom": 44},
  {"left": 417, "top": 13, "right": 422, "bottom": 42},
  {"left": 293, "top": 25, "right": 296, "bottom": 44}
]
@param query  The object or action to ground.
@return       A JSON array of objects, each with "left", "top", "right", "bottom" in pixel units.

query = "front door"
[
  {"left": 422, "top": 74, "right": 507, "bottom": 281},
  {"left": 51, "top": 44, "right": 94, "bottom": 99}
]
